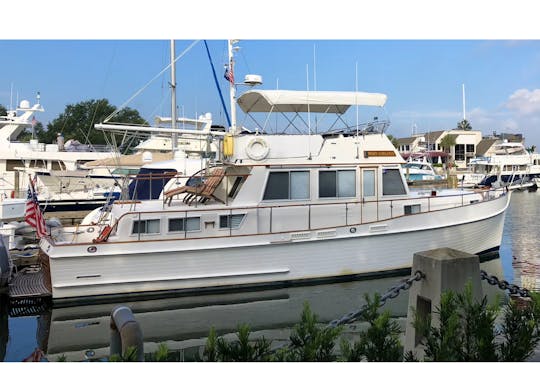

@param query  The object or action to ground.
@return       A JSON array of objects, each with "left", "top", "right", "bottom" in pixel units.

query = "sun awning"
[{"left": 237, "top": 90, "right": 388, "bottom": 114}]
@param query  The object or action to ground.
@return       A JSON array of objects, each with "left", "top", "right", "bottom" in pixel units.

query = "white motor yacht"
[{"left": 37, "top": 87, "right": 511, "bottom": 301}]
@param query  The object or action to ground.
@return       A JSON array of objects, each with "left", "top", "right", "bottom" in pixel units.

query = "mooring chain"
[
  {"left": 327, "top": 270, "right": 425, "bottom": 328},
  {"left": 480, "top": 270, "right": 531, "bottom": 298}
]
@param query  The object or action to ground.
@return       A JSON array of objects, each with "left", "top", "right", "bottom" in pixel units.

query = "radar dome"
[{"left": 19, "top": 100, "right": 30, "bottom": 109}]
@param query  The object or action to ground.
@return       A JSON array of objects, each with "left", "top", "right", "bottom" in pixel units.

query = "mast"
[
  {"left": 462, "top": 83, "right": 466, "bottom": 121},
  {"left": 228, "top": 39, "right": 237, "bottom": 134},
  {"left": 170, "top": 40, "right": 178, "bottom": 153}
]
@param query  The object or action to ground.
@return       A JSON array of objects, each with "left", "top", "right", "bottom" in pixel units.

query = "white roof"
[{"left": 237, "top": 90, "right": 387, "bottom": 114}]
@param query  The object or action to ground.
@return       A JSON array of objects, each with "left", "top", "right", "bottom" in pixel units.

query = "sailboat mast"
[
  {"left": 228, "top": 40, "right": 237, "bottom": 134},
  {"left": 170, "top": 40, "right": 178, "bottom": 153},
  {"left": 462, "top": 83, "right": 466, "bottom": 121}
]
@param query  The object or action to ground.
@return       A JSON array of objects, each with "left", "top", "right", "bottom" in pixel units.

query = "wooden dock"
[{"left": 9, "top": 266, "right": 51, "bottom": 300}]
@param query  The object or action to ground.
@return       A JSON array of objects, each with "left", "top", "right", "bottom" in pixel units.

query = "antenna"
[
  {"left": 462, "top": 83, "right": 466, "bottom": 120},
  {"left": 306, "top": 64, "right": 312, "bottom": 160},
  {"left": 170, "top": 40, "right": 178, "bottom": 154}
]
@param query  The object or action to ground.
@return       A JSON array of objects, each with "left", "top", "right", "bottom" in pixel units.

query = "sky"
[{"left": 2, "top": 1, "right": 540, "bottom": 147}]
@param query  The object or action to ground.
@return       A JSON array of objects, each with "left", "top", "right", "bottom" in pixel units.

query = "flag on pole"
[
  {"left": 25, "top": 176, "right": 47, "bottom": 238},
  {"left": 31, "top": 116, "right": 37, "bottom": 127},
  {"left": 224, "top": 64, "right": 234, "bottom": 85}
]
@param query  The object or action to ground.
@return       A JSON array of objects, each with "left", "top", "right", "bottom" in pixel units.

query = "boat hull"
[{"left": 40, "top": 192, "right": 510, "bottom": 301}]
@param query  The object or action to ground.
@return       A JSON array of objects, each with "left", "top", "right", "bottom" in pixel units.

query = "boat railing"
[{"left": 51, "top": 187, "right": 507, "bottom": 246}]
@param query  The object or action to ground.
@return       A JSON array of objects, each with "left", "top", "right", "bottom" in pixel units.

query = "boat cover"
[{"left": 237, "top": 90, "right": 387, "bottom": 114}]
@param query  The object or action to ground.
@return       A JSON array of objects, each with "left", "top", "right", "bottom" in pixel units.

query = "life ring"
[{"left": 246, "top": 137, "right": 270, "bottom": 161}]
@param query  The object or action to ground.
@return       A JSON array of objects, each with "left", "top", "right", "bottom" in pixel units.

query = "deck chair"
[{"left": 164, "top": 167, "right": 225, "bottom": 205}]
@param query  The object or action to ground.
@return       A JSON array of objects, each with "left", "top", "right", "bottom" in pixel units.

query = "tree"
[
  {"left": 457, "top": 119, "right": 472, "bottom": 131},
  {"left": 39, "top": 99, "right": 147, "bottom": 147},
  {"left": 439, "top": 134, "right": 456, "bottom": 154},
  {"left": 386, "top": 134, "right": 399, "bottom": 149},
  {"left": 0, "top": 104, "right": 7, "bottom": 117}
]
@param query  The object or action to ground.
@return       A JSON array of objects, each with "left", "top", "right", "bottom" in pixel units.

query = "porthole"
[
  {"left": 350, "top": 227, "right": 357, "bottom": 233},
  {"left": 87, "top": 246, "right": 97, "bottom": 253},
  {"left": 87, "top": 227, "right": 95, "bottom": 233}
]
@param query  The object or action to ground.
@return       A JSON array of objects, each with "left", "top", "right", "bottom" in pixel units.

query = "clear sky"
[{"left": 2, "top": 1, "right": 540, "bottom": 146}]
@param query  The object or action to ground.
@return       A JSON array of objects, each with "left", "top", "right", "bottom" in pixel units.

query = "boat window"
[
  {"left": 362, "top": 170, "right": 376, "bottom": 197},
  {"left": 132, "top": 219, "right": 160, "bottom": 234},
  {"left": 168, "top": 217, "right": 201, "bottom": 232},
  {"left": 404, "top": 204, "right": 421, "bottom": 215},
  {"left": 319, "top": 170, "right": 356, "bottom": 198},
  {"left": 382, "top": 169, "right": 407, "bottom": 196},
  {"left": 263, "top": 171, "right": 309, "bottom": 200},
  {"left": 228, "top": 176, "right": 244, "bottom": 198},
  {"left": 290, "top": 171, "right": 310, "bottom": 199},
  {"left": 128, "top": 168, "right": 177, "bottom": 200},
  {"left": 219, "top": 214, "right": 245, "bottom": 229}
]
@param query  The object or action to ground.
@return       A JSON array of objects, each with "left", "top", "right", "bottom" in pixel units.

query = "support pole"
[{"left": 110, "top": 305, "right": 144, "bottom": 361}]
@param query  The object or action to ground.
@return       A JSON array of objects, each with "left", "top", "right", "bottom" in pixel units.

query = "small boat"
[{"left": 402, "top": 159, "right": 444, "bottom": 183}]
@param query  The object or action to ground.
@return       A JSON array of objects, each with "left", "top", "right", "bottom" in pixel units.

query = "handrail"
[{"left": 48, "top": 187, "right": 508, "bottom": 247}]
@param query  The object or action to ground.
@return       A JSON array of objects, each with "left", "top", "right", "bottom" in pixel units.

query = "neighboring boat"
[
  {"left": 402, "top": 159, "right": 444, "bottom": 183},
  {"left": 457, "top": 142, "right": 540, "bottom": 190}
]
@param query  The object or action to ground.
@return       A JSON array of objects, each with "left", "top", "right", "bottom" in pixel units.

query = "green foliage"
[
  {"left": 201, "top": 324, "right": 272, "bottom": 362},
  {"left": 410, "top": 283, "right": 540, "bottom": 362},
  {"left": 499, "top": 293, "right": 540, "bottom": 361},
  {"left": 457, "top": 119, "right": 472, "bottom": 131},
  {"left": 341, "top": 293, "right": 403, "bottom": 362},
  {"left": 275, "top": 302, "right": 342, "bottom": 361},
  {"left": 148, "top": 343, "right": 170, "bottom": 362},
  {"left": 386, "top": 134, "right": 399, "bottom": 149},
  {"left": 0, "top": 104, "right": 7, "bottom": 117},
  {"left": 56, "top": 354, "right": 67, "bottom": 362},
  {"left": 108, "top": 345, "right": 140, "bottom": 362},
  {"left": 439, "top": 134, "right": 457, "bottom": 153},
  {"left": 38, "top": 98, "right": 147, "bottom": 147}
]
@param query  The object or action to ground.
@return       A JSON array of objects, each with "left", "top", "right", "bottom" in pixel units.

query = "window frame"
[
  {"left": 168, "top": 217, "right": 201, "bottom": 233},
  {"left": 131, "top": 219, "right": 161, "bottom": 235},
  {"left": 318, "top": 169, "right": 356, "bottom": 199},
  {"left": 262, "top": 170, "right": 310, "bottom": 201},
  {"left": 219, "top": 213, "right": 246, "bottom": 229}
]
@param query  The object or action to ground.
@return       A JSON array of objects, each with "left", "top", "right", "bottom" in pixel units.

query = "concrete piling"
[{"left": 404, "top": 247, "right": 483, "bottom": 357}]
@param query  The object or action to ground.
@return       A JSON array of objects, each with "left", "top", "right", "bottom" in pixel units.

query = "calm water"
[{"left": 1, "top": 190, "right": 538, "bottom": 362}]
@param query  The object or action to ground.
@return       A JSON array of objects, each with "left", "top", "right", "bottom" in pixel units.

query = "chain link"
[
  {"left": 480, "top": 270, "right": 531, "bottom": 298},
  {"left": 327, "top": 270, "right": 424, "bottom": 328}
]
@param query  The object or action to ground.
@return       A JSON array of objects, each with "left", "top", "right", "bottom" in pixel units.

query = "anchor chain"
[
  {"left": 480, "top": 270, "right": 531, "bottom": 298},
  {"left": 327, "top": 270, "right": 425, "bottom": 328}
]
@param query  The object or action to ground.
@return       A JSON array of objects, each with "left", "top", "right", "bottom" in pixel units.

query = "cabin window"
[
  {"left": 362, "top": 170, "right": 376, "bottom": 197},
  {"left": 228, "top": 176, "right": 245, "bottom": 198},
  {"left": 319, "top": 170, "right": 356, "bottom": 198},
  {"left": 219, "top": 214, "right": 245, "bottom": 229},
  {"left": 404, "top": 204, "right": 421, "bottom": 215},
  {"left": 382, "top": 169, "right": 407, "bottom": 196},
  {"left": 168, "top": 217, "right": 200, "bottom": 232},
  {"left": 466, "top": 144, "right": 475, "bottom": 153},
  {"left": 263, "top": 171, "right": 309, "bottom": 200},
  {"left": 132, "top": 219, "right": 160, "bottom": 234}
]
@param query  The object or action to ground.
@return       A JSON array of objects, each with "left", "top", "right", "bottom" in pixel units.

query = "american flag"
[
  {"left": 224, "top": 64, "right": 234, "bottom": 85},
  {"left": 31, "top": 116, "right": 37, "bottom": 127},
  {"left": 25, "top": 176, "right": 47, "bottom": 238}
]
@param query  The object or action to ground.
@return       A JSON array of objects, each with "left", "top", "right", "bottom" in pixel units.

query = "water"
[{"left": 1, "top": 190, "right": 538, "bottom": 362}]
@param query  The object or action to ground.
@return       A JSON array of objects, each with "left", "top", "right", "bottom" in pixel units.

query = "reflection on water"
[{"left": 2, "top": 190, "right": 537, "bottom": 362}]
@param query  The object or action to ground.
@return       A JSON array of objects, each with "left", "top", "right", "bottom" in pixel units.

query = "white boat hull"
[{"left": 41, "top": 193, "right": 510, "bottom": 300}]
